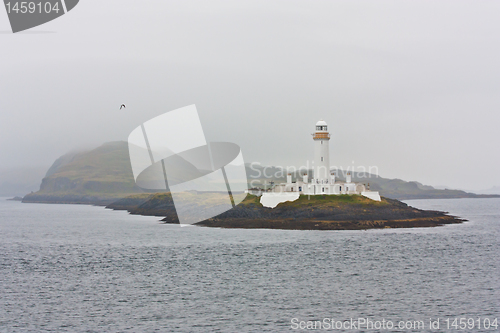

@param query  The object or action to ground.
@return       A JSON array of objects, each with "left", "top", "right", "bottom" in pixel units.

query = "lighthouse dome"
[{"left": 315, "top": 120, "right": 328, "bottom": 132}]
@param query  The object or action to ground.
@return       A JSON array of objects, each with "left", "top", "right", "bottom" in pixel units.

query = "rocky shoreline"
[{"left": 106, "top": 193, "right": 465, "bottom": 230}]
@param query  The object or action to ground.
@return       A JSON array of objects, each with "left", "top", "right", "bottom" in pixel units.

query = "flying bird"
[{"left": 120, "top": 104, "right": 126, "bottom": 109}]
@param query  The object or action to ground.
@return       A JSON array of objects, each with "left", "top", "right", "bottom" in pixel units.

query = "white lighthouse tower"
[
  {"left": 313, "top": 120, "right": 330, "bottom": 191},
  {"left": 258, "top": 118, "right": 381, "bottom": 207}
]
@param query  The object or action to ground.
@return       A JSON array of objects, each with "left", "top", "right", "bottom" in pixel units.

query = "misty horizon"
[{"left": 1, "top": 1, "right": 499, "bottom": 191}]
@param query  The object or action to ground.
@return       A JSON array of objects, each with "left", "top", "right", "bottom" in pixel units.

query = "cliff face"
[{"left": 106, "top": 193, "right": 464, "bottom": 230}]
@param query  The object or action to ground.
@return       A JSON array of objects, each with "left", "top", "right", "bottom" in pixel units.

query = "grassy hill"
[{"left": 23, "top": 142, "right": 143, "bottom": 205}]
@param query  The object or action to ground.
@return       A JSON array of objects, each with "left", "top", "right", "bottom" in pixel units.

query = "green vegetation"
[
  {"left": 277, "top": 194, "right": 389, "bottom": 207},
  {"left": 238, "top": 194, "right": 261, "bottom": 206},
  {"left": 239, "top": 194, "right": 389, "bottom": 208}
]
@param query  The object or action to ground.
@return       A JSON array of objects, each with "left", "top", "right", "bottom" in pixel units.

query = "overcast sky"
[{"left": 1, "top": 0, "right": 499, "bottom": 191}]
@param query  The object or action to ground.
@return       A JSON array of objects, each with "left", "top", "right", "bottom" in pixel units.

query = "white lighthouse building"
[
  {"left": 260, "top": 119, "right": 381, "bottom": 208},
  {"left": 313, "top": 120, "right": 331, "bottom": 192}
]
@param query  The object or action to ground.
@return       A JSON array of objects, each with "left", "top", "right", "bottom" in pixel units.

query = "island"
[{"left": 106, "top": 193, "right": 465, "bottom": 230}]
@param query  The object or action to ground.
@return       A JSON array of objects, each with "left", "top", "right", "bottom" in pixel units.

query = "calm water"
[{"left": 0, "top": 198, "right": 498, "bottom": 332}]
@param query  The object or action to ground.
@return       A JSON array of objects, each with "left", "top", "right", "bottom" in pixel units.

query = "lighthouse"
[
  {"left": 313, "top": 120, "right": 330, "bottom": 188},
  {"left": 258, "top": 118, "right": 381, "bottom": 207}
]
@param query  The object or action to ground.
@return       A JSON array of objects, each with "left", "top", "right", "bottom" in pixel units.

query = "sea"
[{"left": 0, "top": 197, "right": 498, "bottom": 332}]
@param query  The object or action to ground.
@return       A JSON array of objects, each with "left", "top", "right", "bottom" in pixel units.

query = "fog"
[{"left": 1, "top": 0, "right": 499, "bottom": 191}]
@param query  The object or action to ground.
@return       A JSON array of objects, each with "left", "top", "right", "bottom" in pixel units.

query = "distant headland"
[{"left": 19, "top": 141, "right": 498, "bottom": 206}]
